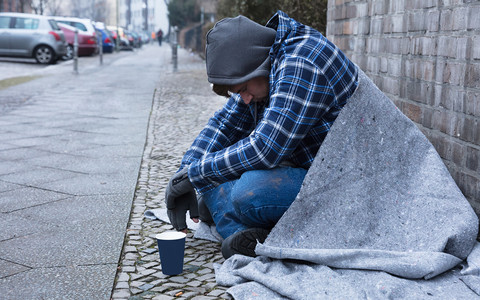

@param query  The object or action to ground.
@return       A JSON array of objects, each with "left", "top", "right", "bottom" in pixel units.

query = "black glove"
[{"left": 165, "top": 168, "right": 199, "bottom": 231}]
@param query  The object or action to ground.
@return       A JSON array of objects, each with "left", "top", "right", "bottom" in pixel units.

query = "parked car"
[
  {"left": 0, "top": 12, "right": 67, "bottom": 64},
  {"left": 52, "top": 16, "right": 97, "bottom": 55},
  {"left": 58, "top": 23, "right": 97, "bottom": 59},
  {"left": 125, "top": 30, "right": 142, "bottom": 48},
  {"left": 106, "top": 25, "right": 132, "bottom": 50},
  {"left": 93, "top": 22, "right": 115, "bottom": 53},
  {"left": 96, "top": 27, "right": 115, "bottom": 53}
]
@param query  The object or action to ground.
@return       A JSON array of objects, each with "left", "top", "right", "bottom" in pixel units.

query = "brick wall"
[{"left": 327, "top": 0, "right": 480, "bottom": 214}]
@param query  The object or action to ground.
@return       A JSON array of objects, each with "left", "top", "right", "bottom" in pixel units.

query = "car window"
[
  {"left": 48, "top": 19, "right": 60, "bottom": 30},
  {"left": 71, "top": 22, "right": 87, "bottom": 32},
  {"left": 56, "top": 20, "right": 87, "bottom": 32},
  {"left": 0, "top": 16, "right": 11, "bottom": 28},
  {"left": 13, "top": 17, "right": 39, "bottom": 29}
]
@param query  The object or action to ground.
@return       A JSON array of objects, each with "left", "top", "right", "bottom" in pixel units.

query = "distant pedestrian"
[{"left": 156, "top": 29, "right": 163, "bottom": 46}]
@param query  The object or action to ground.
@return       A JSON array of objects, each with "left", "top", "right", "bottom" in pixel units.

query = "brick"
[
  {"left": 404, "top": 0, "right": 415, "bottom": 10},
  {"left": 444, "top": 62, "right": 465, "bottom": 85},
  {"left": 466, "top": 146, "right": 479, "bottom": 173},
  {"left": 453, "top": 91, "right": 466, "bottom": 114},
  {"left": 422, "top": 106, "right": 434, "bottom": 129},
  {"left": 404, "top": 102, "right": 422, "bottom": 123},
  {"left": 432, "top": 109, "right": 444, "bottom": 132},
  {"left": 467, "top": 5, "right": 480, "bottom": 29},
  {"left": 371, "top": 17, "right": 383, "bottom": 34},
  {"left": 335, "top": 5, "right": 347, "bottom": 20},
  {"left": 462, "top": 174, "right": 479, "bottom": 202},
  {"left": 440, "top": 86, "right": 456, "bottom": 110},
  {"left": 462, "top": 117, "right": 476, "bottom": 143},
  {"left": 380, "top": 57, "right": 388, "bottom": 73},
  {"left": 391, "top": 14, "right": 405, "bottom": 33},
  {"left": 421, "top": 37, "right": 436, "bottom": 56},
  {"left": 452, "top": 7, "right": 468, "bottom": 31},
  {"left": 437, "top": 36, "right": 449, "bottom": 57},
  {"left": 388, "top": 57, "right": 402, "bottom": 77},
  {"left": 390, "top": 0, "right": 405, "bottom": 13},
  {"left": 427, "top": 10, "right": 440, "bottom": 32},
  {"left": 343, "top": 20, "right": 354, "bottom": 35},
  {"left": 385, "top": 37, "right": 405, "bottom": 54},
  {"left": 440, "top": 9, "right": 453, "bottom": 31},
  {"left": 465, "top": 91, "right": 477, "bottom": 116},
  {"left": 346, "top": 5, "right": 357, "bottom": 18},
  {"left": 476, "top": 119, "right": 480, "bottom": 144},
  {"left": 383, "top": 77, "right": 401, "bottom": 96},
  {"left": 409, "top": 11, "right": 427, "bottom": 31},
  {"left": 451, "top": 112, "right": 463, "bottom": 137},
  {"left": 421, "top": 0, "right": 437, "bottom": 9},
  {"left": 465, "top": 63, "right": 480, "bottom": 88},
  {"left": 353, "top": 37, "right": 366, "bottom": 52},
  {"left": 373, "top": 1, "right": 385, "bottom": 15},
  {"left": 383, "top": 15, "right": 392, "bottom": 33},
  {"left": 367, "top": 56, "right": 380, "bottom": 73},
  {"left": 472, "top": 36, "right": 480, "bottom": 60},
  {"left": 432, "top": 133, "right": 452, "bottom": 160},
  {"left": 424, "top": 60, "right": 435, "bottom": 81},
  {"left": 451, "top": 141, "right": 464, "bottom": 166},
  {"left": 440, "top": 110, "right": 450, "bottom": 134},
  {"left": 435, "top": 61, "right": 447, "bottom": 84},
  {"left": 357, "top": 3, "right": 369, "bottom": 17},
  {"left": 456, "top": 37, "right": 468, "bottom": 60}
]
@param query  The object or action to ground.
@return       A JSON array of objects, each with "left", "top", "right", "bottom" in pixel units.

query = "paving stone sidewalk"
[{"left": 111, "top": 50, "right": 232, "bottom": 299}]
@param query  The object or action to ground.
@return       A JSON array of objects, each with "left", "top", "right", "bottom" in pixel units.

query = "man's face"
[{"left": 230, "top": 76, "right": 269, "bottom": 105}]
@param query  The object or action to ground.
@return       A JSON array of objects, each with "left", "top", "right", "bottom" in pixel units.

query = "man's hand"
[{"left": 165, "top": 168, "right": 199, "bottom": 231}]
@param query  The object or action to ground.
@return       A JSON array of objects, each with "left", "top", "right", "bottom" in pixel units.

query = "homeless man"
[{"left": 165, "top": 11, "right": 358, "bottom": 259}]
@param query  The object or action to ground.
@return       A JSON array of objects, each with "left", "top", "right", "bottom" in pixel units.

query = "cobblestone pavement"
[{"left": 111, "top": 51, "right": 232, "bottom": 299}]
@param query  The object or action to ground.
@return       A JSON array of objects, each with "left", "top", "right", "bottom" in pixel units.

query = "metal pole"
[
  {"left": 98, "top": 30, "right": 103, "bottom": 65},
  {"left": 116, "top": 0, "right": 120, "bottom": 51},
  {"left": 172, "top": 26, "right": 178, "bottom": 72},
  {"left": 73, "top": 29, "right": 78, "bottom": 74}
]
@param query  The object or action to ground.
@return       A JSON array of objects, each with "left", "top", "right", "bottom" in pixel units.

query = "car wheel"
[
  {"left": 34, "top": 45, "right": 56, "bottom": 64},
  {"left": 62, "top": 44, "right": 73, "bottom": 60}
]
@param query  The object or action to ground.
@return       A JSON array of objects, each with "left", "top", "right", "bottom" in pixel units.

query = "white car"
[{"left": 0, "top": 12, "right": 67, "bottom": 64}]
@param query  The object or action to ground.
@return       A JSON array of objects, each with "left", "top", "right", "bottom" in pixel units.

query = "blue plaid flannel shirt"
[{"left": 181, "top": 11, "right": 358, "bottom": 194}]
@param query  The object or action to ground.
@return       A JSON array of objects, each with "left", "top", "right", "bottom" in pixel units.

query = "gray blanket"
[{"left": 215, "top": 70, "right": 480, "bottom": 299}]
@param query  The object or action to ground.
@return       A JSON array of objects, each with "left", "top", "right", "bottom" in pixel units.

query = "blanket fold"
[{"left": 216, "top": 69, "right": 480, "bottom": 299}]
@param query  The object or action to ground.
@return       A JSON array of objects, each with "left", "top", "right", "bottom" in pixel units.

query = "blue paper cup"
[{"left": 156, "top": 231, "right": 187, "bottom": 275}]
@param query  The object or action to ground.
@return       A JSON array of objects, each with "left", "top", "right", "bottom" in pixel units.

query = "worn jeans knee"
[{"left": 231, "top": 167, "right": 307, "bottom": 229}]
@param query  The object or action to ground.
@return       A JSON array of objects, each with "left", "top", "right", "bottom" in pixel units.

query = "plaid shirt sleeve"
[{"left": 179, "top": 95, "right": 255, "bottom": 168}]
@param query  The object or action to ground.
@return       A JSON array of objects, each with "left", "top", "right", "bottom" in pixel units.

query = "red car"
[{"left": 58, "top": 23, "right": 97, "bottom": 59}]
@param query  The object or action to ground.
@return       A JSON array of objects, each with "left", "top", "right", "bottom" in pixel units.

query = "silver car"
[{"left": 0, "top": 12, "right": 67, "bottom": 64}]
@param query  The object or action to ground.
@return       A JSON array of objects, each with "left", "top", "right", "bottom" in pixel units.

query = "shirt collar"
[{"left": 266, "top": 10, "right": 292, "bottom": 53}]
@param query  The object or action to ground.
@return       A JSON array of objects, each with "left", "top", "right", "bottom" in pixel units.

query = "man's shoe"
[{"left": 221, "top": 227, "right": 270, "bottom": 259}]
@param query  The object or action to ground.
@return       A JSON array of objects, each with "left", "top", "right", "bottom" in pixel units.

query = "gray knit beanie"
[{"left": 206, "top": 16, "right": 276, "bottom": 85}]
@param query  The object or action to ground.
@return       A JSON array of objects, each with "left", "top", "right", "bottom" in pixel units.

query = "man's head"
[{"left": 206, "top": 16, "right": 276, "bottom": 100}]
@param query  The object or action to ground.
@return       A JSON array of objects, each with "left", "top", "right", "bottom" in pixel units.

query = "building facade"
[
  {"left": 327, "top": 0, "right": 480, "bottom": 215},
  {"left": 0, "top": 0, "right": 32, "bottom": 13}
]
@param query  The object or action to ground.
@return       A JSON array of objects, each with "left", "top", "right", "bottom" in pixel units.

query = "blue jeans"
[{"left": 201, "top": 166, "right": 307, "bottom": 239}]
